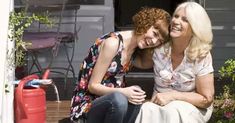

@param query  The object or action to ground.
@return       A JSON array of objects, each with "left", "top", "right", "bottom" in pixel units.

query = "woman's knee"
[
  {"left": 110, "top": 92, "right": 128, "bottom": 111},
  {"left": 141, "top": 102, "right": 158, "bottom": 110}
]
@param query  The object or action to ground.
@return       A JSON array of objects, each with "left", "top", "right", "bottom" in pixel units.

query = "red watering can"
[{"left": 14, "top": 70, "right": 50, "bottom": 123}]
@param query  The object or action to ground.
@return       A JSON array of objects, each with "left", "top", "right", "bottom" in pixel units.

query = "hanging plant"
[
  {"left": 8, "top": 11, "right": 53, "bottom": 67},
  {"left": 5, "top": 11, "right": 53, "bottom": 92}
]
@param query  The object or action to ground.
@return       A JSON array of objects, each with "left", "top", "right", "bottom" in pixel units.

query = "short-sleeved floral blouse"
[
  {"left": 70, "top": 32, "right": 131, "bottom": 121},
  {"left": 152, "top": 43, "right": 214, "bottom": 93}
]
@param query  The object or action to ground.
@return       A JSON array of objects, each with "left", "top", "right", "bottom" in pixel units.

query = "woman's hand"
[
  {"left": 151, "top": 91, "right": 176, "bottom": 106},
  {"left": 122, "top": 86, "right": 146, "bottom": 105}
]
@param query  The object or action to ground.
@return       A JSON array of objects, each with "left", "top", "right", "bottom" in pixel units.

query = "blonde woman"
[{"left": 135, "top": 2, "right": 214, "bottom": 123}]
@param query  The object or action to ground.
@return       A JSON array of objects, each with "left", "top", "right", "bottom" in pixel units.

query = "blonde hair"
[{"left": 174, "top": 2, "right": 213, "bottom": 61}]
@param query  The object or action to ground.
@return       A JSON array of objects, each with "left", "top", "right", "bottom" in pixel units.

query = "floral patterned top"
[
  {"left": 70, "top": 32, "right": 131, "bottom": 121},
  {"left": 152, "top": 43, "right": 214, "bottom": 94}
]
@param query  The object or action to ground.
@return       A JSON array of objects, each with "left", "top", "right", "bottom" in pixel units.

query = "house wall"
[{"left": 205, "top": 0, "right": 235, "bottom": 75}]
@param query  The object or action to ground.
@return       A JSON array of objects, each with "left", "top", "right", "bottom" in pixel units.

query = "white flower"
[{"left": 108, "top": 61, "right": 117, "bottom": 72}]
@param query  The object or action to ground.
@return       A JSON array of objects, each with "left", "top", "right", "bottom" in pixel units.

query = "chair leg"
[
  {"left": 28, "top": 51, "right": 43, "bottom": 75},
  {"left": 62, "top": 41, "right": 76, "bottom": 90}
]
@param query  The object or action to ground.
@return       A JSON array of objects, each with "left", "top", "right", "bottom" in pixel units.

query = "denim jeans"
[{"left": 86, "top": 92, "right": 141, "bottom": 123}]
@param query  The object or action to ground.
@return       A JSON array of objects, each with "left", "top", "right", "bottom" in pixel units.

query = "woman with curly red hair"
[{"left": 70, "top": 7, "right": 170, "bottom": 123}]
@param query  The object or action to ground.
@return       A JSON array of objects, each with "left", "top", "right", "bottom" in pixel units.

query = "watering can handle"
[
  {"left": 42, "top": 69, "right": 50, "bottom": 79},
  {"left": 17, "top": 74, "right": 39, "bottom": 116}
]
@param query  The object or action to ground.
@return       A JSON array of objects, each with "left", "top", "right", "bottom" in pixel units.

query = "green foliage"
[
  {"left": 210, "top": 59, "right": 235, "bottom": 123},
  {"left": 219, "top": 59, "right": 235, "bottom": 82},
  {"left": 218, "top": 59, "right": 235, "bottom": 96},
  {"left": 8, "top": 11, "right": 52, "bottom": 67}
]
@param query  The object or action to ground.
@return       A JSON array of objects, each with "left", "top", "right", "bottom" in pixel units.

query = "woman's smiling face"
[
  {"left": 137, "top": 20, "right": 169, "bottom": 49},
  {"left": 170, "top": 7, "right": 193, "bottom": 39}
]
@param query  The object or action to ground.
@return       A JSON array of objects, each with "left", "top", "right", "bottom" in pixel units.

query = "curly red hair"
[
  {"left": 132, "top": 7, "right": 171, "bottom": 36},
  {"left": 132, "top": 8, "right": 171, "bottom": 57}
]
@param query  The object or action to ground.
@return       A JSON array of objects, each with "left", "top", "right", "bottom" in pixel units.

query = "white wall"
[{"left": 0, "top": 0, "right": 14, "bottom": 123}]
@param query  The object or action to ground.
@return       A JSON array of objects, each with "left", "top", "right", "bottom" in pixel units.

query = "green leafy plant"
[
  {"left": 8, "top": 11, "right": 52, "bottom": 67},
  {"left": 219, "top": 59, "right": 235, "bottom": 93},
  {"left": 210, "top": 59, "right": 235, "bottom": 123},
  {"left": 5, "top": 11, "right": 52, "bottom": 93}
]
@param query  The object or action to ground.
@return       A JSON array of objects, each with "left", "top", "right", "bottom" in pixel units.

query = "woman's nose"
[
  {"left": 152, "top": 38, "right": 158, "bottom": 44},
  {"left": 172, "top": 18, "right": 180, "bottom": 24}
]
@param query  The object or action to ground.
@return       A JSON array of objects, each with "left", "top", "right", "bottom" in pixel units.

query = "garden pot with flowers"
[{"left": 209, "top": 59, "right": 235, "bottom": 123}]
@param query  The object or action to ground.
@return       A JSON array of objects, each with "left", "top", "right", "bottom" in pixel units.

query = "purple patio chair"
[{"left": 21, "top": 0, "right": 80, "bottom": 90}]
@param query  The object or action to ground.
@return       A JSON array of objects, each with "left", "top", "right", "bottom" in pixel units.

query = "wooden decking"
[
  {"left": 45, "top": 78, "right": 74, "bottom": 123},
  {"left": 46, "top": 101, "right": 71, "bottom": 123}
]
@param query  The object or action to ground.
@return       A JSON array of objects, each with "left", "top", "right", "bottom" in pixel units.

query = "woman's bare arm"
[
  {"left": 152, "top": 73, "right": 214, "bottom": 108},
  {"left": 88, "top": 37, "right": 121, "bottom": 96}
]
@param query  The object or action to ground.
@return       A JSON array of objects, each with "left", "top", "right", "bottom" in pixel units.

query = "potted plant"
[
  {"left": 209, "top": 59, "right": 235, "bottom": 123},
  {"left": 8, "top": 10, "right": 52, "bottom": 79}
]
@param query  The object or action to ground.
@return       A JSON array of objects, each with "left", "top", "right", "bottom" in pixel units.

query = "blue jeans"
[{"left": 87, "top": 92, "right": 141, "bottom": 123}]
